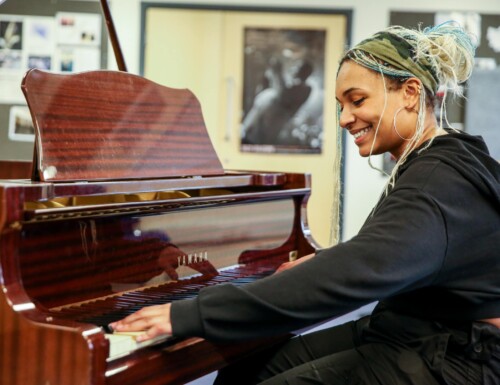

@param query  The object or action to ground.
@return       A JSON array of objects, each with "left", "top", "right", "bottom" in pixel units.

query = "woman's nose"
[{"left": 339, "top": 106, "right": 355, "bottom": 129}]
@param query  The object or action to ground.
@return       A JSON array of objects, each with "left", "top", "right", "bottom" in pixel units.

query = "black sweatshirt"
[{"left": 171, "top": 129, "right": 500, "bottom": 342}]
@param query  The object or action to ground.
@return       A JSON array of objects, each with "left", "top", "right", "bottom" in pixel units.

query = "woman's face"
[{"left": 335, "top": 60, "right": 415, "bottom": 159}]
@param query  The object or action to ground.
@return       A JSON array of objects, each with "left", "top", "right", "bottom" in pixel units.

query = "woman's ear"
[{"left": 402, "top": 78, "right": 422, "bottom": 110}]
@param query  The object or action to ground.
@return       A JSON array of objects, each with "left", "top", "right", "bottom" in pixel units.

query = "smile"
[{"left": 353, "top": 126, "right": 372, "bottom": 140}]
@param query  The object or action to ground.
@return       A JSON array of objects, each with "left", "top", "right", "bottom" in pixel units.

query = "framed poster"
[{"left": 240, "top": 27, "right": 326, "bottom": 154}]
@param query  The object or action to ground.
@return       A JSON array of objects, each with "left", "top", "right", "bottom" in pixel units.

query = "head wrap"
[{"left": 349, "top": 30, "right": 439, "bottom": 94}]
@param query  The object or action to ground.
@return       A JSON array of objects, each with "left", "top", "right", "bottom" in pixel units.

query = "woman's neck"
[{"left": 418, "top": 115, "right": 445, "bottom": 145}]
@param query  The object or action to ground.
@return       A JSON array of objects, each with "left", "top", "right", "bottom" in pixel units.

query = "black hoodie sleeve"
[{"left": 170, "top": 185, "right": 448, "bottom": 342}]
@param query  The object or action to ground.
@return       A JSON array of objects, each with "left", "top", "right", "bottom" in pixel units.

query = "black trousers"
[{"left": 214, "top": 309, "right": 500, "bottom": 385}]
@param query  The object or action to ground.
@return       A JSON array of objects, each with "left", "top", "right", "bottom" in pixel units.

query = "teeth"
[{"left": 353, "top": 127, "right": 370, "bottom": 139}]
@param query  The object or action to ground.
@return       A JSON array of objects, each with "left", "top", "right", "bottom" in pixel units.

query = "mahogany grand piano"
[{"left": 0, "top": 4, "right": 320, "bottom": 384}]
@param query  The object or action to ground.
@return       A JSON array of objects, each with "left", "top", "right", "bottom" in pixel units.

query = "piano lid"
[{"left": 21, "top": 69, "right": 224, "bottom": 182}]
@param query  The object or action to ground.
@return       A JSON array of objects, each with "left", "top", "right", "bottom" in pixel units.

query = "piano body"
[{"left": 0, "top": 68, "right": 319, "bottom": 385}]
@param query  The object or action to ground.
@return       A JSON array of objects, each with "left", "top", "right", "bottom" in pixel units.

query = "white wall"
[{"left": 109, "top": 0, "right": 500, "bottom": 241}]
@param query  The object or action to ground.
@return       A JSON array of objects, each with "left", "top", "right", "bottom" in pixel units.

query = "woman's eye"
[{"left": 352, "top": 97, "right": 365, "bottom": 106}]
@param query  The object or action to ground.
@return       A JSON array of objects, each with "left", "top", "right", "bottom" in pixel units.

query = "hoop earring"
[{"left": 393, "top": 107, "right": 413, "bottom": 140}]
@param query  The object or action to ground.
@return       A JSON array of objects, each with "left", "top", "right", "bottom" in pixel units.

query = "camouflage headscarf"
[{"left": 347, "top": 30, "right": 440, "bottom": 94}]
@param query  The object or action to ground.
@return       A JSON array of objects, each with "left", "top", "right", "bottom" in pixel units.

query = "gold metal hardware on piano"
[{"left": 8, "top": 221, "right": 22, "bottom": 230}]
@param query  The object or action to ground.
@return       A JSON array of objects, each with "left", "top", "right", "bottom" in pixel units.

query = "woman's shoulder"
[
  {"left": 396, "top": 130, "right": 500, "bottom": 201},
  {"left": 396, "top": 154, "right": 454, "bottom": 192}
]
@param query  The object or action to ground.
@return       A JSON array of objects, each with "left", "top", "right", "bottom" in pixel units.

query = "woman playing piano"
[{"left": 111, "top": 22, "right": 500, "bottom": 385}]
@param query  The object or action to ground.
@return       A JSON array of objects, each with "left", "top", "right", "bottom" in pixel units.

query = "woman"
[{"left": 111, "top": 22, "right": 500, "bottom": 384}]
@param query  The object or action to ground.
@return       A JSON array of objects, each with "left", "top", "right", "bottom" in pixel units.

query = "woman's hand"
[
  {"left": 110, "top": 303, "right": 172, "bottom": 342},
  {"left": 274, "top": 253, "right": 315, "bottom": 274}
]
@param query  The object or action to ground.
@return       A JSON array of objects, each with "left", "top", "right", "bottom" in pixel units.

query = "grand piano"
[{"left": 0, "top": 4, "right": 319, "bottom": 384}]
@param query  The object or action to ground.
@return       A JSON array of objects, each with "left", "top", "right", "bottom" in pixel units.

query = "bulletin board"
[{"left": 0, "top": 0, "right": 108, "bottom": 162}]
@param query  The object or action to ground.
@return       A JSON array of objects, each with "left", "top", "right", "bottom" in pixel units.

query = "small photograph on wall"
[
  {"left": 0, "top": 20, "right": 23, "bottom": 69},
  {"left": 28, "top": 55, "right": 51, "bottom": 70},
  {"left": 240, "top": 28, "right": 326, "bottom": 154},
  {"left": 0, "top": 20, "right": 23, "bottom": 51},
  {"left": 56, "top": 12, "right": 101, "bottom": 46},
  {"left": 8, "top": 106, "right": 34, "bottom": 142}
]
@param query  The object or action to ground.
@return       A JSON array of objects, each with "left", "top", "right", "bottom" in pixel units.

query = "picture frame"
[
  {"left": 240, "top": 27, "right": 326, "bottom": 154},
  {"left": 8, "top": 105, "right": 34, "bottom": 142}
]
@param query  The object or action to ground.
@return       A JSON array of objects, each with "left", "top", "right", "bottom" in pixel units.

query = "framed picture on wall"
[
  {"left": 8, "top": 105, "right": 34, "bottom": 142},
  {"left": 240, "top": 27, "right": 326, "bottom": 154}
]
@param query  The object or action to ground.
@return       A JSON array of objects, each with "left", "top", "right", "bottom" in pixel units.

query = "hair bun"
[{"left": 416, "top": 21, "right": 476, "bottom": 95}]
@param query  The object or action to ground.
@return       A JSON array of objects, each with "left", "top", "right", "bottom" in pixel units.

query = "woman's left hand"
[{"left": 110, "top": 303, "right": 172, "bottom": 342}]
